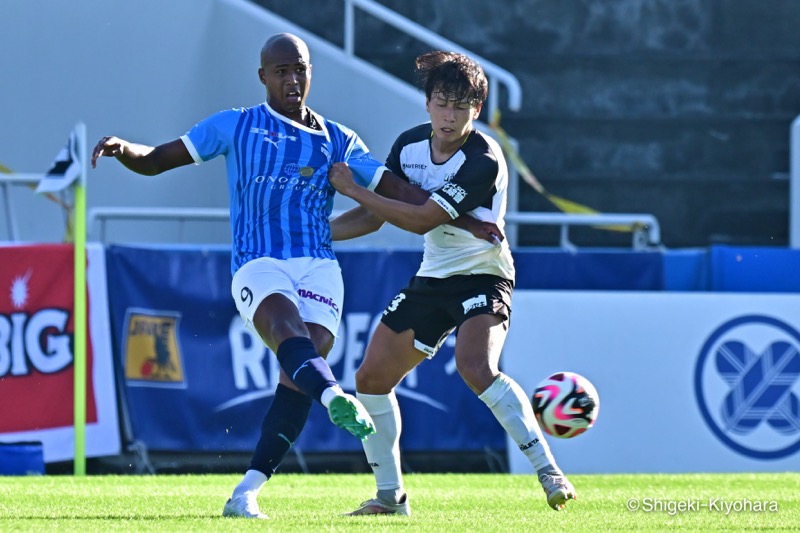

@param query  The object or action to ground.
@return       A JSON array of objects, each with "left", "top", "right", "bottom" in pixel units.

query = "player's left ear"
[{"left": 473, "top": 103, "right": 483, "bottom": 119}]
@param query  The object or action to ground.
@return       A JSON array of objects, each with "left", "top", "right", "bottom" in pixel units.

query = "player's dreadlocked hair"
[{"left": 415, "top": 50, "right": 488, "bottom": 107}]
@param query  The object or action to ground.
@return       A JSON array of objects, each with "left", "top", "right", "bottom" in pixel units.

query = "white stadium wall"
[
  {"left": 504, "top": 290, "right": 800, "bottom": 474},
  {"left": 0, "top": 0, "right": 427, "bottom": 246}
]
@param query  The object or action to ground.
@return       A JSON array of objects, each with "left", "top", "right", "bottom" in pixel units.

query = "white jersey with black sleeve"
[{"left": 385, "top": 123, "right": 515, "bottom": 281}]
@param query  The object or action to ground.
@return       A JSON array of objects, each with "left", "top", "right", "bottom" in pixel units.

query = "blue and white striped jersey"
[{"left": 181, "top": 101, "right": 386, "bottom": 274}]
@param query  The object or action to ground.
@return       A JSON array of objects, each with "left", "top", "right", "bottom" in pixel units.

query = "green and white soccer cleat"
[{"left": 327, "top": 393, "right": 376, "bottom": 441}]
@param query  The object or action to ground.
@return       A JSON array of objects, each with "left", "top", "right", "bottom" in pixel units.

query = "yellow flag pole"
[{"left": 73, "top": 122, "right": 88, "bottom": 476}]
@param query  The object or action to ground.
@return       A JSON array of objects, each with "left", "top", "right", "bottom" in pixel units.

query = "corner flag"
[
  {"left": 33, "top": 123, "right": 89, "bottom": 476},
  {"left": 36, "top": 128, "right": 81, "bottom": 194}
]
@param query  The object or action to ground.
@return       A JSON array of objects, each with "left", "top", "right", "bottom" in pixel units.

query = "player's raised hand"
[
  {"left": 91, "top": 136, "right": 125, "bottom": 168},
  {"left": 327, "top": 162, "right": 359, "bottom": 197}
]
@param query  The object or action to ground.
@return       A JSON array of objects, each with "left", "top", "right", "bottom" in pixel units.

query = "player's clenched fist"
[{"left": 327, "top": 162, "right": 359, "bottom": 197}]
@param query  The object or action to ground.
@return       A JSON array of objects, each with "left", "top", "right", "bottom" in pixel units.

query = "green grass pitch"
[{"left": 0, "top": 473, "right": 797, "bottom": 531}]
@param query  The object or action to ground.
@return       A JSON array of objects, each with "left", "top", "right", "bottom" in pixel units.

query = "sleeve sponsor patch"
[{"left": 441, "top": 182, "right": 467, "bottom": 203}]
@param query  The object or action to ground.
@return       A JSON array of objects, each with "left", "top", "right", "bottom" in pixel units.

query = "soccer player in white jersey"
[
  {"left": 328, "top": 51, "right": 576, "bottom": 514},
  {"left": 92, "top": 34, "right": 500, "bottom": 520}
]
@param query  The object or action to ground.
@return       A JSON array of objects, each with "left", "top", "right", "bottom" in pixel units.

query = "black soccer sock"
[
  {"left": 249, "top": 383, "right": 313, "bottom": 477},
  {"left": 275, "top": 336, "right": 338, "bottom": 404}
]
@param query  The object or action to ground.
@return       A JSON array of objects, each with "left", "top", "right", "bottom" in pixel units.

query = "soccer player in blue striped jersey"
[{"left": 92, "top": 33, "right": 500, "bottom": 520}]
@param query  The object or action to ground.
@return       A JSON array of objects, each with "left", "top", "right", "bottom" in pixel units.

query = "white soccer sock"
[
  {"left": 357, "top": 391, "right": 404, "bottom": 495},
  {"left": 320, "top": 385, "right": 344, "bottom": 408},
  {"left": 478, "top": 373, "right": 558, "bottom": 472},
  {"left": 231, "top": 469, "right": 268, "bottom": 498}
]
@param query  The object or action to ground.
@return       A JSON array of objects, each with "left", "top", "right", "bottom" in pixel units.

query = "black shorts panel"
[{"left": 380, "top": 274, "right": 513, "bottom": 356}]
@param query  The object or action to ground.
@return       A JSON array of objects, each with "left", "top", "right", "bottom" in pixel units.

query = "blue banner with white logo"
[
  {"left": 105, "top": 246, "right": 501, "bottom": 453},
  {"left": 105, "top": 245, "right": 662, "bottom": 454}
]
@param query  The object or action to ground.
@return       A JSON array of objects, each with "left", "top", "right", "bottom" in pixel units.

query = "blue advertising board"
[
  {"left": 104, "top": 245, "right": 663, "bottom": 454},
  {"left": 105, "top": 246, "right": 507, "bottom": 454}
]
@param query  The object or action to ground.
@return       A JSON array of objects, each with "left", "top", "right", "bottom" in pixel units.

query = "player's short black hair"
[{"left": 415, "top": 50, "right": 488, "bottom": 106}]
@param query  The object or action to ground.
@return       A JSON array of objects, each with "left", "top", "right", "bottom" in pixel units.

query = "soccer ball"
[{"left": 531, "top": 371, "right": 599, "bottom": 439}]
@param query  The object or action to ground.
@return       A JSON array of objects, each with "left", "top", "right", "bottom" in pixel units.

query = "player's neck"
[
  {"left": 293, "top": 109, "right": 320, "bottom": 130},
  {"left": 430, "top": 132, "right": 470, "bottom": 163},
  {"left": 281, "top": 108, "right": 306, "bottom": 124},
  {"left": 270, "top": 103, "right": 318, "bottom": 129}
]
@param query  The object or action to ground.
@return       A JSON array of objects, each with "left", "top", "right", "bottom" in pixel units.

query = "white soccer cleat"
[
  {"left": 222, "top": 494, "right": 268, "bottom": 519},
  {"left": 346, "top": 493, "right": 411, "bottom": 516},
  {"left": 328, "top": 393, "right": 376, "bottom": 441},
  {"left": 538, "top": 472, "right": 576, "bottom": 511}
]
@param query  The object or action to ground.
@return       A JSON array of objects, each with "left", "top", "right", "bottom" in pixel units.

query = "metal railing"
[
  {"left": 505, "top": 212, "right": 661, "bottom": 251},
  {"left": 88, "top": 207, "right": 230, "bottom": 243},
  {"left": 342, "top": 0, "right": 522, "bottom": 121},
  {"left": 87, "top": 206, "right": 661, "bottom": 250},
  {"left": 0, "top": 173, "right": 44, "bottom": 241}
]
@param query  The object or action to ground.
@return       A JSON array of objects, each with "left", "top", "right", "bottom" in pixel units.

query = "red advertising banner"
[
  {"left": 0, "top": 244, "right": 96, "bottom": 431},
  {"left": 0, "top": 243, "right": 119, "bottom": 462}
]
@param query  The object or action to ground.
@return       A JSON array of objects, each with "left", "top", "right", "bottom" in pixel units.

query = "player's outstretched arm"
[
  {"left": 373, "top": 169, "right": 502, "bottom": 243},
  {"left": 330, "top": 205, "right": 385, "bottom": 241},
  {"left": 330, "top": 162, "right": 453, "bottom": 235},
  {"left": 374, "top": 170, "right": 430, "bottom": 206},
  {"left": 91, "top": 137, "right": 193, "bottom": 176}
]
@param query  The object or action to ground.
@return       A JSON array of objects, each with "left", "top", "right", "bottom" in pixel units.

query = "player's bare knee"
[
  {"left": 258, "top": 318, "right": 309, "bottom": 349},
  {"left": 307, "top": 324, "right": 334, "bottom": 356},
  {"left": 355, "top": 365, "right": 392, "bottom": 394},
  {"left": 354, "top": 365, "right": 376, "bottom": 392},
  {"left": 456, "top": 359, "right": 494, "bottom": 393}
]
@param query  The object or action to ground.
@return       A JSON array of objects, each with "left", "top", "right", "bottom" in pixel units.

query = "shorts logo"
[
  {"left": 384, "top": 293, "right": 406, "bottom": 316},
  {"left": 441, "top": 182, "right": 467, "bottom": 203},
  {"left": 124, "top": 310, "right": 186, "bottom": 388},
  {"left": 298, "top": 288, "right": 339, "bottom": 314},
  {"left": 240, "top": 287, "right": 253, "bottom": 308},
  {"left": 462, "top": 295, "right": 487, "bottom": 314},
  {"left": 417, "top": 343, "right": 436, "bottom": 357},
  {"left": 695, "top": 315, "right": 800, "bottom": 459}
]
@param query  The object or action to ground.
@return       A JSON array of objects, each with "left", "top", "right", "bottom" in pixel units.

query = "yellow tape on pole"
[{"left": 489, "top": 111, "right": 630, "bottom": 233}]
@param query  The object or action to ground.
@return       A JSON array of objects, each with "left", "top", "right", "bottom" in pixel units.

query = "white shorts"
[{"left": 231, "top": 256, "right": 344, "bottom": 337}]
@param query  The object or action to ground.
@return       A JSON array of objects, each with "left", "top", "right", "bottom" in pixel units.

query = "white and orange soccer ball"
[{"left": 532, "top": 371, "right": 599, "bottom": 439}]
